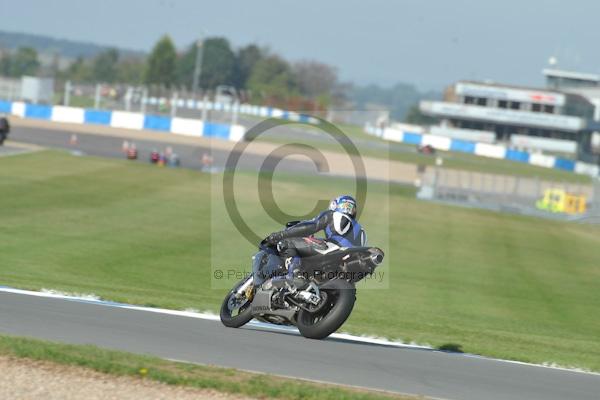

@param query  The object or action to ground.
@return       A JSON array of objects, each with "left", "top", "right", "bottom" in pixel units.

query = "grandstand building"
[{"left": 419, "top": 80, "right": 599, "bottom": 163}]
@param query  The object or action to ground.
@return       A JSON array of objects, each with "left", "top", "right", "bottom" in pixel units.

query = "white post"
[
  {"left": 94, "top": 84, "right": 101, "bottom": 109},
  {"left": 64, "top": 80, "right": 71, "bottom": 106},
  {"left": 232, "top": 100, "right": 239, "bottom": 126},
  {"left": 171, "top": 92, "right": 178, "bottom": 118},
  {"left": 201, "top": 94, "right": 208, "bottom": 121},
  {"left": 124, "top": 87, "right": 133, "bottom": 111},
  {"left": 192, "top": 38, "right": 204, "bottom": 100},
  {"left": 141, "top": 87, "right": 148, "bottom": 114}
]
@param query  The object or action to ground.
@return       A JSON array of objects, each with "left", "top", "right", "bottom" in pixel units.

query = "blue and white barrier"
[
  {"left": 366, "top": 125, "right": 600, "bottom": 177},
  {"left": 144, "top": 97, "right": 321, "bottom": 125},
  {"left": 0, "top": 100, "right": 246, "bottom": 142}
]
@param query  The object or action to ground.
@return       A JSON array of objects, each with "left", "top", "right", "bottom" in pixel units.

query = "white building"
[{"left": 419, "top": 80, "right": 596, "bottom": 158}]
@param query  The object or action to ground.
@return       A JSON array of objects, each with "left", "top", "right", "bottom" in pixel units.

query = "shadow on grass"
[{"left": 437, "top": 343, "right": 464, "bottom": 353}]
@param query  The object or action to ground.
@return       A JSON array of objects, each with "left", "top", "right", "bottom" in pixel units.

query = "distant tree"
[
  {"left": 143, "top": 35, "right": 177, "bottom": 87},
  {"left": 247, "top": 55, "right": 297, "bottom": 102},
  {"left": 175, "top": 42, "right": 198, "bottom": 89},
  {"left": 292, "top": 60, "right": 338, "bottom": 98},
  {"left": 61, "top": 57, "right": 93, "bottom": 82},
  {"left": 0, "top": 52, "right": 11, "bottom": 76},
  {"left": 116, "top": 58, "right": 144, "bottom": 85},
  {"left": 49, "top": 52, "right": 61, "bottom": 77},
  {"left": 234, "top": 44, "right": 263, "bottom": 89},
  {"left": 9, "top": 47, "right": 40, "bottom": 77},
  {"left": 198, "top": 37, "right": 235, "bottom": 89},
  {"left": 92, "top": 48, "right": 119, "bottom": 83},
  {"left": 176, "top": 37, "right": 236, "bottom": 90},
  {"left": 404, "top": 104, "right": 437, "bottom": 125}
]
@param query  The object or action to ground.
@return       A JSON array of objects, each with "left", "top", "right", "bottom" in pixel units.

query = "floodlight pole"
[
  {"left": 64, "top": 80, "right": 72, "bottom": 106},
  {"left": 192, "top": 37, "right": 205, "bottom": 100}
]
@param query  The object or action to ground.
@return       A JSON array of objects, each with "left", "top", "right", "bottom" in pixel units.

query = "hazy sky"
[{"left": 1, "top": 0, "right": 598, "bottom": 90}]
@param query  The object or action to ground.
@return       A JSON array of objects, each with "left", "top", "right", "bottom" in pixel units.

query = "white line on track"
[{"left": 1, "top": 285, "right": 598, "bottom": 377}]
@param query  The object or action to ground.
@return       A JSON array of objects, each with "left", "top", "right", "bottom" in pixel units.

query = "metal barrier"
[
  {"left": 0, "top": 99, "right": 246, "bottom": 142},
  {"left": 366, "top": 125, "right": 600, "bottom": 178},
  {"left": 417, "top": 167, "right": 596, "bottom": 220}
]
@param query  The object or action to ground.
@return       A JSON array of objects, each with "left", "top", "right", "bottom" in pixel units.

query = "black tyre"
[
  {"left": 220, "top": 277, "right": 254, "bottom": 328},
  {"left": 296, "top": 279, "right": 356, "bottom": 339}
]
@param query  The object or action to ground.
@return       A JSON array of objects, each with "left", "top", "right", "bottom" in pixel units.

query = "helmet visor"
[{"left": 338, "top": 200, "right": 356, "bottom": 216}]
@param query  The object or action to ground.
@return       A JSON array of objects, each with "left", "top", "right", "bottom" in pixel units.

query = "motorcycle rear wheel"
[
  {"left": 296, "top": 279, "right": 356, "bottom": 339},
  {"left": 220, "top": 277, "right": 254, "bottom": 328}
]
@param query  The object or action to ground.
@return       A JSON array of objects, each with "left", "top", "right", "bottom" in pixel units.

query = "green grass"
[
  {"left": 0, "top": 335, "right": 416, "bottom": 399},
  {"left": 253, "top": 122, "right": 591, "bottom": 183},
  {"left": 1, "top": 151, "right": 600, "bottom": 372}
]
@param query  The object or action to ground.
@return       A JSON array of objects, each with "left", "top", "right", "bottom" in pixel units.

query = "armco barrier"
[
  {"left": 450, "top": 139, "right": 476, "bottom": 154},
  {"left": 422, "top": 134, "right": 451, "bottom": 151},
  {"left": 403, "top": 132, "right": 423, "bottom": 145},
  {"left": 170, "top": 117, "right": 203, "bottom": 136},
  {"left": 554, "top": 158, "right": 576, "bottom": 172},
  {"left": 144, "top": 97, "right": 321, "bottom": 125},
  {"left": 366, "top": 125, "right": 599, "bottom": 177},
  {"left": 84, "top": 109, "right": 111, "bottom": 125},
  {"left": 505, "top": 149, "right": 530, "bottom": 163},
  {"left": 25, "top": 104, "right": 52, "bottom": 119},
  {"left": 203, "top": 122, "right": 231, "bottom": 139},
  {"left": 382, "top": 128, "right": 403, "bottom": 142},
  {"left": 529, "top": 153, "right": 556, "bottom": 169},
  {"left": 0, "top": 100, "right": 11, "bottom": 113},
  {"left": 575, "top": 162, "right": 600, "bottom": 177},
  {"left": 1, "top": 99, "right": 246, "bottom": 142},
  {"left": 143, "top": 115, "right": 171, "bottom": 132},
  {"left": 110, "top": 111, "right": 144, "bottom": 130},
  {"left": 474, "top": 143, "right": 506, "bottom": 159},
  {"left": 51, "top": 106, "right": 85, "bottom": 124},
  {"left": 11, "top": 102, "right": 25, "bottom": 117}
]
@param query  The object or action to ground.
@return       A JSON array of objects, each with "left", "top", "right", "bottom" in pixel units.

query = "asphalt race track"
[
  {"left": 1, "top": 291, "right": 599, "bottom": 400},
  {"left": 8, "top": 123, "right": 319, "bottom": 174}
]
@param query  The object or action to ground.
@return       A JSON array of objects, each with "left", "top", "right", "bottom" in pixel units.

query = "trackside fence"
[{"left": 417, "top": 167, "right": 597, "bottom": 221}]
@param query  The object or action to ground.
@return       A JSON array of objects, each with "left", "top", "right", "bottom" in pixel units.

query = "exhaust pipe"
[
  {"left": 371, "top": 253, "right": 384, "bottom": 265},
  {"left": 369, "top": 248, "right": 384, "bottom": 265}
]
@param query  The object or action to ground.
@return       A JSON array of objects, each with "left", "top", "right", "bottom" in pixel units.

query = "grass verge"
[
  {"left": 253, "top": 123, "right": 591, "bottom": 183},
  {"left": 0, "top": 334, "right": 420, "bottom": 400}
]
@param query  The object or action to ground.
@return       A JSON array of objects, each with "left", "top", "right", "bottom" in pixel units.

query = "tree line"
[
  {"left": 1, "top": 35, "right": 344, "bottom": 110},
  {"left": 139, "top": 35, "right": 344, "bottom": 109},
  {"left": 0, "top": 47, "right": 40, "bottom": 77},
  {"left": 1, "top": 35, "right": 438, "bottom": 120}
]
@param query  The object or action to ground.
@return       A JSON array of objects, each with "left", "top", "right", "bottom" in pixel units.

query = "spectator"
[{"left": 201, "top": 152, "right": 214, "bottom": 172}]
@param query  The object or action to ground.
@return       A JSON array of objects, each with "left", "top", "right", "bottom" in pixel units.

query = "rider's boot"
[{"left": 271, "top": 257, "right": 304, "bottom": 307}]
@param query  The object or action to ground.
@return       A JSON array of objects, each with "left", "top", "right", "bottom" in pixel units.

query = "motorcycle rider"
[
  {"left": 264, "top": 195, "right": 366, "bottom": 297},
  {"left": 0, "top": 114, "right": 10, "bottom": 146}
]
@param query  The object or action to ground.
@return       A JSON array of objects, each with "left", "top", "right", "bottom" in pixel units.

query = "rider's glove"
[{"left": 266, "top": 231, "right": 284, "bottom": 245}]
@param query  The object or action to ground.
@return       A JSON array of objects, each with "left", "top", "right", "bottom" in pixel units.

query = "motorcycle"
[
  {"left": 220, "top": 221, "right": 384, "bottom": 339},
  {"left": 0, "top": 116, "right": 10, "bottom": 146}
]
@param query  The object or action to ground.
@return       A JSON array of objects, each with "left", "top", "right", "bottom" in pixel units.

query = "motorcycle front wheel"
[
  {"left": 220, "top": 277, "right": 254, "bottom": 328},
  {"left": 296, "top": 279, "right": 356, "bottom": 339}
]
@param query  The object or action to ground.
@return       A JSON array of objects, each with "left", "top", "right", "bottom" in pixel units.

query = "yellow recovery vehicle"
[{"left": 536, "top": 188, "right": 587, "bottom": 214}]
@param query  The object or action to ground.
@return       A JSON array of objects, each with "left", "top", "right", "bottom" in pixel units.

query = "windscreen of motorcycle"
[{"left": 252, "top": 250, "right": 283, "bottom": 286}]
